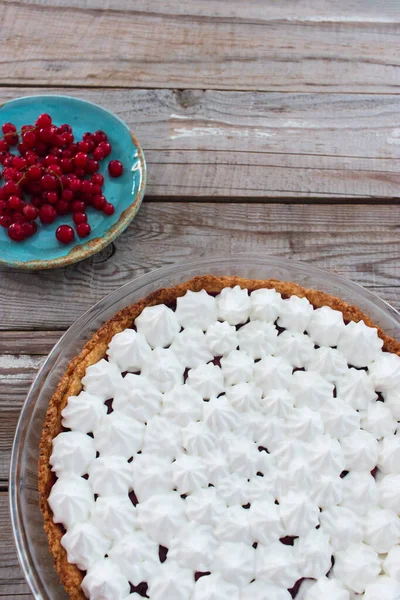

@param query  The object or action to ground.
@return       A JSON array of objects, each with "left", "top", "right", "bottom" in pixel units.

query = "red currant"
[
  {"left": 40, "top": 174, "right": 58, "bottom": 190},
  {"left": 2, "top": 122, "right": 16, "bottom": 136},
  {"left": 7, "top": 222, "right": 25, "bottom": 241},
  {"left": 93, "top": 146, "right": 105, "bottom": 161},
  {"left": 99, "top": 141, "right": 112, "bottom": 157},
  {"left": 72, "top": 200, "right": 86, "bottom": 212},
  {"left": 56, "top": 224, "right": 74, "bottom": 244},
  {"left": 76, "top": 222, "right": 91, "bottom": 238},
  {"left": 69, "top": 178, "right": 81, "bottom": 193},
  {"left": 60, "top": 158, "right": 73, "bottom": 173},
  {"left": 0, "top": 215, "right": 11, "bottom": 228},
  {"left": 36, "top": 113, "right": 52, "bottom": 128},
  {"left": 12, "top": 156, "right": 27, "bottom": 170},
  {"left": 8, "top": 195, "right": 22, "bottom": 210},
  {"left": 91, "top": 173, "right": 104, "bottom": 186},
  {"left": 55, "top": 200, "right": 69, "bottom": 215},
  {"left": 23, "top": 204, "right": 39, "bottom": 221},
  {"left": 62, "top": 189, "right": 73, "bottom": 202},
  {"left": 81, "top": 180, "right": 94, "bottom": 195},
  {"left": 108, "top": 160, "right": 123, "bottom": 177},
  {"left": 92, "top": 194, "right": 106, "bottom": 210},
  {"left": 22, "top": 221, "right": 37, "bottom": 237},
  {"left": 3, "top": 181, "right": 21, "bottom": 197},
  {"left": 85, "top": 159, "right": 99, "bottom": 174},
  {"left": 73, "top": 212, "right": 87, "bottom": 225},
  {"left": 0, "top": 139, "right": 9, "bottom": 152},
  {"left": 74, "top": 152, "right": 89, "bottom": 168},
  {"left": 22, "top": 130, "right": 37, "bottom": 148},
  {"left": 39, "top": 204, "right": 57, "bottom": 224},
  {"left": 93, "top": 130, "right": 107, "bottom": 144},
  {"left": 103, "top": 202, "right": 115, "bottom": 215},
  {"left": 46, "top": 192, "right": 59, "bottom": 205}
]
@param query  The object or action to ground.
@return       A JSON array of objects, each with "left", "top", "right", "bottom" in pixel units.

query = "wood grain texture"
[
  {"left": 0, "top": 493, "right": 32, "bottom": 598},
  {"left": 1, "top": 1, "right": 400, "bottom": 92},
  {"left": 1, "top": 88, "right": 400, "bottom": 199}
]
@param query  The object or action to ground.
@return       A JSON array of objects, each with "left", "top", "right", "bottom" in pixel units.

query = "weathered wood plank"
[
  {"left": 0, "top": 493, "right": 32, "bottom": 598},
  {"left": 0, "top": 202, "right": 398, "bottom": 333},
  {"left": 4, "top": 0, "right": 400, "bottom": 21},
  {"left": 1, "top": 2, "right": 400, "bottom": 92},
  {"left": 1, "top": 88, "right": 400, "bottom": 199}
]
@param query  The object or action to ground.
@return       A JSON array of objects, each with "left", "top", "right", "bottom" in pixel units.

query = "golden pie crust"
[{"left": 38, "top": 275, "right": 400, "bottom": 600}]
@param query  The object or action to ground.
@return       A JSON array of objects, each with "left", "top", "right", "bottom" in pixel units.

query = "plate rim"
[{"left": 0, "top": 94, "right": 147, "bottom": 270}]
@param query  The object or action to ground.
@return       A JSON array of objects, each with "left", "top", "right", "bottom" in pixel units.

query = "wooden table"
[{"left": 1, "top": 1, "right": 400, "bottom": 596}]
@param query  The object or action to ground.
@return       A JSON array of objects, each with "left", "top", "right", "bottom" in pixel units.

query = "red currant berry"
[
  {"left": 35, "top": 141, "right": 48, "bottom": 156},
  {"left": 0, "top": 199, "right": 6, "bottom": 212},
  {"left": 3, "top": 155, "right": 13, "bottom": 167},
  {"left": 74, "top": 168, "right": 86, "bottom": 178},
  {"left": 72, "top": 200, "right": 86, "bottom": 212},
  {"left": 81, "top": 180, "right": 94, "bottom": 195},
  {"left": 60, "top": 158, "right": 73, "bottom": 174},
  {"left": 3, "top": 167, "right": 19, "bottom": 182},
  {"left": 98, "top": 141, "right": 112, "bottom": 157},
  {"left": 8, "top": 195, "right": 22, "bottom": 210},
  {"left": 40, "top": 174, "right": 58, "bottom": 190},
  {"left": 46, "top": 191, "right": 59, "bottom": 205},
  {"left": 44, "top": 155, "right": 58, "bottom": 167},
  {"left": 73, "top": 212, "right": 87, "bottom": 225},
  {"left": 48, "top": 164, "right": 62, "bottom": 177},
  {"left": 2, "top": 122, "right": 17, "bottom": 135},
  {"left": 22, "top": 204, "right": 39, "bottom": 221},
  {"left": 61, "top": 132, "right": 74, "bottom": 145},
  {"left": 93, "top": 146, "right": 105, "bottom": 161},
  {"left": 26, "top": 152, "right": 40, "bottom": 166},
  {"left": 3, "top": 181, "right": 21, "bottom": 197},
  {"left": 12, "top": 156, "right": 27, "bottom": 170},
  {"left": 62, "top": 149, "right": 73, "bottom": 159},
  {"left": 0, "top": 152, "right": 9, "bottom": 165},
  {"left": 59, "top": 124, "right": 72, "bottom": 134},
  {"left": 74, "top": 152, "right": 89, "bottom": 168},
  {"left": 52, "top": 134, "right": 64, "bottom": 148},
  {"left": 85, "top": 159, "right": 99, "bottom": 174},
  {"left": 56, "top": 224, "right": 74, "bottom": 244},
  {"left": 62, "top": 189, "right": 73, "bottom": 202},
  {"left": 0, "top": 215, "right": 11, "bottom": 228},
  {"left": 78, "top": 141, "right": 90, "bottom": 153},
  {"left": 39, "top": 204, "right": 57, "bottom": 224},
  {"left": 93, "top": 130, "right": 107, "bottom": 144},
  {"left": 55, "top": 200, "right": 69, "bottom": 215},
  {"left": 22, "top": 221, "right": 37, "bottom": 237},
  {"left": 103, "top": 202, "right": 115, "bottom": 215},
  {"left": 22, "top": 130, "right": 37, "bottom": 148},
  {"left": 31, "top": 196, "right": 42, "bottom": 208},
  {"left": 69, "top": 178, "right": 81, "bottom": 192},
  {"left": 92, "top": 194, "right": 106, "bottom": 210},
  {"left": 7, "top": 222, "right": 25, "bottom": 241},
  {"left": 11, "top": 213, "right": 26, "bottom": 224},
  {"left": 0, "top": 139, "right": 9, "bottom": 152},
  {"left": 60, "top": 175, "right": 70, "bottom": 189},
  {"left": 49, "top": 147, "right": 63, "bottom": 158},
  {"left": 39, "top": 128, "right": 53, "bottom": 144},
  {"left": 91, "top": 184, "right": 102, "bottom": 195},
  {"left": 36, "top": 113, "right": 52, "bottom": 128},
  {"left": 108, "top": 160, "right": 123, "bottom": 178},
  {"left": 91, "top": 173, "right": 104, "bottom": 186},
  {"left": 76, "top": 222, "right": 91, "bottom": 238}
]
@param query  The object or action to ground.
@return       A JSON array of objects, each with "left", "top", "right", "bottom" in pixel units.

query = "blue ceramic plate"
[{"left": 0, "top": 95, "right": 146, "bottom": 269}]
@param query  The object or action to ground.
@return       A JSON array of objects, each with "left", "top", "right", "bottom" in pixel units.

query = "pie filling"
[{"left": 45, "top": 286, "right": 400, "bottom": 600}]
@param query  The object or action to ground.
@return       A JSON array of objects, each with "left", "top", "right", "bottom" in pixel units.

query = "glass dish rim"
[{"left": 9, "top": 253, "right": 400, "bottom": 599}]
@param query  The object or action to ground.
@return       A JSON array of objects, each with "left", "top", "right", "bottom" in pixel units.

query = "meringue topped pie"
[{"left": 39, "top": 275, "right": 400, "bottom": 600}]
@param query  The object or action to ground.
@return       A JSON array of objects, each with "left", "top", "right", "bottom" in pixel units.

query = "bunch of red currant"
[{"left": 0, "top": 113, "right": 124, "bottom": 244}]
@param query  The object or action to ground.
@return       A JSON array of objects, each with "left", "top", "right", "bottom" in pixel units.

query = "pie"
[{"left": 38, "top": 275, "right": 400, "bottom": 600}]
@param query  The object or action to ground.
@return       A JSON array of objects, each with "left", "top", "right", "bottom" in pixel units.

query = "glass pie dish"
[{"left": 9, "top": 255, "right": 400, "bottom": 599}]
